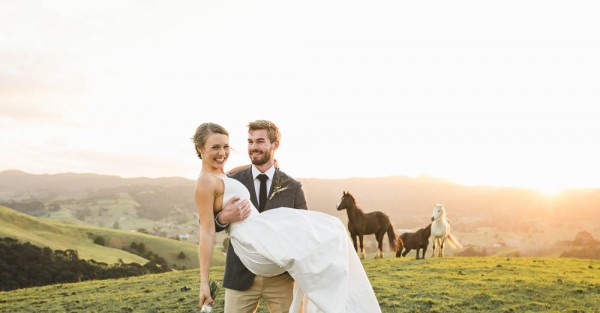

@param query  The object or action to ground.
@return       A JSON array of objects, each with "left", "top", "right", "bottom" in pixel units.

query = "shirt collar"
[{"left": 252, "top": 165, "right": 275, "bottom": 180}]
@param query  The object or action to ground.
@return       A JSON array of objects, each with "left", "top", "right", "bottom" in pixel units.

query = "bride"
[{"left": 194, "top": 122, "right": 381, "bottom": 313}]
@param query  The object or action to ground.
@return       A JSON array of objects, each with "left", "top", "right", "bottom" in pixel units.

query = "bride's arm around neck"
[{"left": 195, "top": 175, "right": 218, "bottom": 308}]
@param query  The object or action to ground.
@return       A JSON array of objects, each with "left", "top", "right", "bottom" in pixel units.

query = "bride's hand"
[{"left": 199, "top": 282, "right": 214, "bottom": 309}]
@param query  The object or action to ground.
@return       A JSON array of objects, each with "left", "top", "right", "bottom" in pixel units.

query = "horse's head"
[
  {"left": 424, "top": 223, "right": 432, "bottom": 237},
  {"left": 336, "top": 191, "right": 356, "bottom": 211},
  {"left": 431, "top": 204, "right": 445, "bottom": 222}
]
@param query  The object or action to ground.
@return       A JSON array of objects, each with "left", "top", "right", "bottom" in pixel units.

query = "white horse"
[{"left": 430, "top": 204, "right": 462, "bottom": 257}]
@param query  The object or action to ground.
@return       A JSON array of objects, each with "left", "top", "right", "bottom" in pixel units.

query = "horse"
[
  {"left": 336, "top": 191, "right": 396, "bottom": 259},
  {"left": 430, "top": 204, "right": 462, "bottom": 257},
  {"left": 395, "top": 223, "right": 431, "bottom": 259}
]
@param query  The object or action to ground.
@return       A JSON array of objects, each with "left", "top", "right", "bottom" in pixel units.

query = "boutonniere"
[{"left": 269, "top": 176, "right": 290, "bottom": 200}]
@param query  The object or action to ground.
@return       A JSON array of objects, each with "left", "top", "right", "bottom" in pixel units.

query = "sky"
[{"left": 1, "top": 0, "right": 599, "bottom": 194}]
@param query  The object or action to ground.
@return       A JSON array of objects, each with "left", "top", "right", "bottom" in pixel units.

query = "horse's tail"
[
  {"left": 395, "top": 234, "right": 405, "bottom": 252},
  {"left": 387, "top": 225, "right": 397, "bottom": 251},
  {"left": 446, "top": 234, "right": 463, "bottom": 249}
]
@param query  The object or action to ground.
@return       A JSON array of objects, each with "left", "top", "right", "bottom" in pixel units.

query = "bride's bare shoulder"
[{"left": 195, "top": 174, "right": 223, "bottom": 194}]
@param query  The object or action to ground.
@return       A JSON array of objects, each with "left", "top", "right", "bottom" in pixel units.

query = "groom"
[{"left": 215, "top": 119, "right": 308, "bottom": 313}]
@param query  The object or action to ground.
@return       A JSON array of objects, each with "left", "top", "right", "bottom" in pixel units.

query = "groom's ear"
[{"left": 272, "top": 140, "right": 280, "bottom": 150}]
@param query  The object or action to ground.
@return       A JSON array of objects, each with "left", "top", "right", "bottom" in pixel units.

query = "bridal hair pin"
[{"left": 200, "top": 280, "right": 220, "bottom": 313}]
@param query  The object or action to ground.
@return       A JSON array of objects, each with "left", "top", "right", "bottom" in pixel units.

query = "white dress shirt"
[{"left": 251, "top": 165, "right": 275, "bottom": 202}]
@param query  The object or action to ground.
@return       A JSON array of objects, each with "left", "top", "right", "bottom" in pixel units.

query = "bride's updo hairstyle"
[{"left": 192, "top": 123, "right": 229, "bottom": 159}]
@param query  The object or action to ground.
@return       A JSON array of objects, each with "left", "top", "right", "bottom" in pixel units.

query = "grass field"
[
  {"left": 1, "top": 257, "right": 598, "bottom": 313},
  {"left": 0, "top": 206, "right": 218, "bottom": 269}
]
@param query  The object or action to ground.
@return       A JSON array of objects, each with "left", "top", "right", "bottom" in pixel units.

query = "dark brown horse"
[
  {"left": 336, "top": 191, "right": 396, "bottom": 259},
  {"left": 395, "top": 224, "right": 431, "bottom": 259}
]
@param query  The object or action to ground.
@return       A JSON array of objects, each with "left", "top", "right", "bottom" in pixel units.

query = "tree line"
[
  {"left": 0, "top": 237, "right": 170, "bottom": 291},
  {"left": 558, "top": 231, "right": 600, "bottom": 259}
]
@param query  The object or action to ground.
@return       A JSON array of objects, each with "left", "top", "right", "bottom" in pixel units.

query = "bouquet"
[{"left": 200, "top": 280, "right": 220, "bottom": 313}]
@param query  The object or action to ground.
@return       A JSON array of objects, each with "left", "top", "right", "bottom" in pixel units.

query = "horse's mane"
[
  {"left": 343, "top": 191, "right": 364, "bottom": 213},
  {"left": 344, "top": 191, "right": 356, "bottom": 202}
]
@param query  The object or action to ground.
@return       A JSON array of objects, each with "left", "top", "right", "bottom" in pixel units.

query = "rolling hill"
[
  {"left": 2, "top": 170, "right": 600, "bottom": 259},
  {"left": 0, "top": 206, "right": 215, "bottom": 269}
]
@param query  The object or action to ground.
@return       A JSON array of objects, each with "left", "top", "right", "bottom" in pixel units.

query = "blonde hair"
[
  {"left": 248, "top": 120, "right": 281, "bottom": 143},
  {"left": 191, "top": 123, "right": 229, "bottom": 159}
]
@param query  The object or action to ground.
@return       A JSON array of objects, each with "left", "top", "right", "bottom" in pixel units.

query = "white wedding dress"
[{"left": 217, "top": 175, "right": 381, "bottom": 313}]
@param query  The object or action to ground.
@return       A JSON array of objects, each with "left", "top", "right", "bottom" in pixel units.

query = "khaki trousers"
[{"left": 224, "top": 273, "right": 294, "bottom": 313}]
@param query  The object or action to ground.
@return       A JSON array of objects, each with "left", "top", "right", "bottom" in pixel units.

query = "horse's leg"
[
  {"left": 380, "top": 229, "right": 388, "bottom": 258},
  {"left": 375, "top": 232, "right": 384, "bottom": 259},
  {"left": 359, "top": 235, "right": 366, "bottom": 259},
  {"left": 403, "top": 248, "right": 411, "bottom": 258},
  {"left": 431, "top": 237, "right": 436, "bottom": 258},
  {"left": 439, "top": 237, "right": 445, "bottom": 257},
  {"left": 415, "top": 248, "right": 421, "bottom": 260},
  {"left": 349, "top": 232, "right": 358, "bottom": 255}
]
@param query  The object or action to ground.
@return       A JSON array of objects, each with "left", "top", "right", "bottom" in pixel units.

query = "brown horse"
[
  {"left": 336, "top": 191, "right": 396, "bottom": 258},
  {"left": 395, "top": 224, "right": 431, "bottom": 259}
]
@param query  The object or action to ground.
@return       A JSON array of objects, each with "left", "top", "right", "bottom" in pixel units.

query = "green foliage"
[
  {"left": 123, "top": 241, "right": 169, "bottom": 268},
  {"left": 209, "top": 280, "right": 220, "bottom": 300},
  {"left": 130, "top": 186, "right": 195, "bottom": 220},
  {"left": 93, "top": 236, "right": 105, "bottom": 246},
  {"left": 0, "top": 238, "right": 169, "bottom": 291},
  {"left": 221, "top": 237, "right": 229, "bottom": 253},
  {"left": 0, "top": 199, "right": 46, "bottom": 216},
  {"left": 572, "top": 231, "right": 599, "bottom": 246},
  {"left": 560, "top": 231, "right": 600, "bottom": 259},
  {"left": 1, "top": 257, "right": 598, "bottom": 313},
  {"left": 48, "top": 202, "right": 61, "bottom": 212},
  {"left": 0, "top": 206, "right": 210, "bottom": 269}
]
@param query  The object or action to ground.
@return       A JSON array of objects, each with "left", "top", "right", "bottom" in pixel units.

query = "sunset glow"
[{"left": 1, "top": 0, "right": 599, "bottom": 194}]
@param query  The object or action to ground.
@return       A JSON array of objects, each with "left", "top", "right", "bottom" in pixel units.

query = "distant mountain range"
[
  {"left": 2, "top": 170, "right": 599, "bottom": 257},
  {"left": 0, "top": 170, "right": 190, "bottom": 196}
]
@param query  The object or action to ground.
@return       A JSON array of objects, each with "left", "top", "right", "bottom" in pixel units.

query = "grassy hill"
[
  {"left": 1, "top": 257, "right": 598, "bottom": 313},
  {"left": 2, "top": 170, "right": 600, "bottom": 260},
  {"left": 0, "top": 206, "right": 220, "bottom": 269}
]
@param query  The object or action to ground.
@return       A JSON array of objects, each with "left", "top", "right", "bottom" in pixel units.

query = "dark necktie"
[{"left": 257, "top": 174, "right": 268, "bottom": 212}]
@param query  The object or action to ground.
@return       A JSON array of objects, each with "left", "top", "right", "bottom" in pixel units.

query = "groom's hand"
[{"left": 218, "top": 197, "right": 251, "bottom": 224}]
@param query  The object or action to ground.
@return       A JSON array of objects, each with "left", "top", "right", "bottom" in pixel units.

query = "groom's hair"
[
  {"left": 248, "top": 120, "right": 281, "bottom": 143},
  {"left": 192, "top": 123, "right": 229, "bottom": 159}
]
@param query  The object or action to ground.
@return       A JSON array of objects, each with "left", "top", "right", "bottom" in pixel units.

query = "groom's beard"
[{"left": 250, "top": 149, "right": 271, "bottom": 166}]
